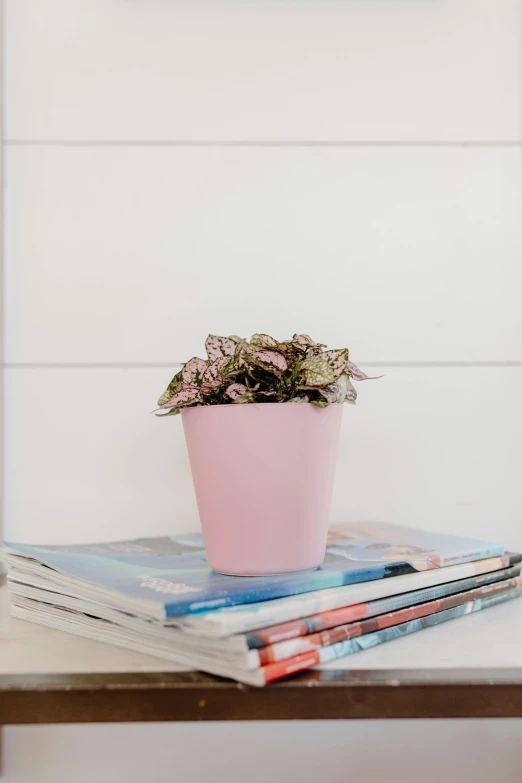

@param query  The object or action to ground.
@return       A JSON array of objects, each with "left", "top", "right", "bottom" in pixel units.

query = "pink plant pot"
[{"left": 181, "top": 402, "right": 343, "bottom": 576}]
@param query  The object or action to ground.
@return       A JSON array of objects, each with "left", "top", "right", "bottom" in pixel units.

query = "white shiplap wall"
[{"left": 2, "top": 1, "right": 522, "bottom": 781}]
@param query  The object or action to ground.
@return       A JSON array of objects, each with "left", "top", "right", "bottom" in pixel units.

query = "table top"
[{"left": 1, "top": 598, "right": 522, "bottom": 723}]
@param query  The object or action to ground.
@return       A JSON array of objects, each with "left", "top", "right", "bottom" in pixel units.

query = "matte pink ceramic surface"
[{"left": 181, "top": 402, "right": 343, "bottom": 575}]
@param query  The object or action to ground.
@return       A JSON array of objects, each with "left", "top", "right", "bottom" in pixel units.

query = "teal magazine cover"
[{"left": 1, "top": 522, "right": 503, "bottom": 618}]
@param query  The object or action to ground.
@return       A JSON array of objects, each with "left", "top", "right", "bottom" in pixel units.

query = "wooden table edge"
[{"left": 2, "top": 668, "right": 522, "bottom": 723}]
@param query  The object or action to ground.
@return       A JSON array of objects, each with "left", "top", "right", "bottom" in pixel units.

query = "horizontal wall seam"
[{"left": 3, "top": 140, "right": 522, "bottom": 148}]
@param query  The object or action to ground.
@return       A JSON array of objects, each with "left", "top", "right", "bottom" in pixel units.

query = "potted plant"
[{"left": 157, "top": 334, "right": 376, "bottom": 576}]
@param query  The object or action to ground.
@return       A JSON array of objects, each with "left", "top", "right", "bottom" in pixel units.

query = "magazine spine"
[
  {"left": 440, "top": 545, "right": 504, "bottom": 567},
  {"left": 244, "top": 565, "right": 521, "bottom": 649},
  {"left": 253, "top": 576, "right": 520, "bottom": 667},
  {"left": 178, "top": 563, "right": 387, "bottom": 616},
  {"left": 259, "top": 586, "right": 521, "bottom": 684}
]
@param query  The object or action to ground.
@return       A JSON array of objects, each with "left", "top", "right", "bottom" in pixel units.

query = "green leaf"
[
  {"left": 301, "top": 355, "right": 336, "bottom": 387},
  {"left": 230, "top": 339, "right": 249, "bottom": 369},
  {"left": 155, "top": 407, "right": 181, "bottom": 417},
  {"left": 250, "top": 333, "right": 278, "bottom": 348},
  {"left": 311, "top": 398, "right": 329, "bottom": 408},
  {"left": 157, "top": 369, "right": 183, "bottom": 406}
]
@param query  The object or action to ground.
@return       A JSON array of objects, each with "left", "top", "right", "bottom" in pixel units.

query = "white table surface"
[{"left": 1, "top": 596, "right": 521, "bottom": 676}]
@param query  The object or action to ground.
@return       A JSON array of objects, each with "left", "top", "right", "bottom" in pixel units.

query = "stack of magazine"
[{"left": 1, "top": 522, "right": 520, "bottom": 686}]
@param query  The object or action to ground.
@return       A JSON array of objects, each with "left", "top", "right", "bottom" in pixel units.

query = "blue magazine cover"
[{"left": 2, "top": 522, "right": 503, "bottom": 618}]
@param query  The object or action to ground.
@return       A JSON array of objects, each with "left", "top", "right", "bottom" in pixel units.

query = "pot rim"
[{"left": 180, "top": 401, "right": 343, "bottom": 413}]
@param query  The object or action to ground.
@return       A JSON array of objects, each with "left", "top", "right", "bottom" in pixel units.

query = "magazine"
[
  {"left": 8, "top": 563, "right": 520, "bottom": 659},
  {"left": 0, "top": 522, "right": 505, "bottom": 620},
  {"left": 11, "top": 583, "right": 521, "bottom": 686},
  {"left": 6, "top": 550, "right": 520, "bottom": 637},
  {"left": 178, "top": 553, "right": 522, "bottom": 637},
  {"left": 9, "top": 572, "right": 520, "bottom": 670}
]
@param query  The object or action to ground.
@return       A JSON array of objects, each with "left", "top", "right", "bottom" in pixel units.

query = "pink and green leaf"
[
  {"left": 347, "top": 361, "right": 382, "bottom": 381},
  {"left": 322, "top": 348, "right": 349, "bottom": 379},
  {"left": 156, "top": 334, "right": 378, "bottom": 416},
  {"left": 320, "top": 373, "right": 352, "bottom": 403},
  {"left": 344, "top": 377, "right": 358, "bottom": 403},
  {"left": 201, "top": 356, "right": 231, "bottom": 391},
  {"left": 251, "top": 350, "right": 288, "bottom": 372},
  {"left": 182, "top": 357, "right": 208, "bottom": 387},
  {"left": 226, "top": 383, "right": 248, "bottom": 400},
  {"left": 205, "top": 335, "right": 236, "bottom": 362},
  {"left": 160, "top": 384, "right": 200, "bottom": 409},
  {"left": 293, "top": 334, "right": 315, "bottom": 346},
  {"left": 293, "top": 334, "right": 327, "bottom": 352}
]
